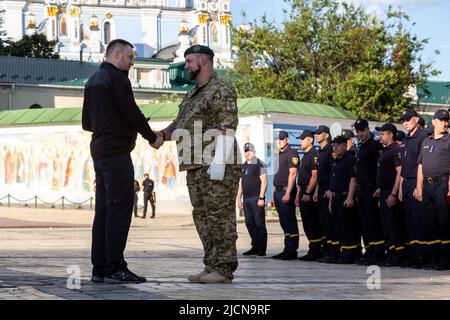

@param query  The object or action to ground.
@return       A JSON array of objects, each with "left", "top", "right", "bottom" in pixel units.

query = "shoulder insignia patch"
[{"left": 292, "top": 157, "right": 299, "bottom": 165}]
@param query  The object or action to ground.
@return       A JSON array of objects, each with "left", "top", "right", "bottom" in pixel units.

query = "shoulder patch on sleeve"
[
  {"left": 292, "top": 157, "right": 299, "bottom": 165},
  {"left": 225, "top": 96, "right": 237, "bottom": 111}
]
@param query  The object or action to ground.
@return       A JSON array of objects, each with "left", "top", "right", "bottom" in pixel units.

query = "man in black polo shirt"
[
  {"left": 270, "top": 131, "right": 299, "bottom": 260},
  {"left": 313, "top": 125, "right": 339, "bottom": 263},
  {"left": 399, "top": 108, "right": 429, "bottom": 268},
  {"left": 295, "top": 130, "right": 324, "bottom": 261},
  {"left": 354, "top": 119, "right": 384, "bottom": 265},
  {"left": 375, "top": 123, "right": 408, "bottom": 267},
  {"left": 327, "top": 135, "right": 360, "bottom": 264},
  {"left": 415, "top": 109, "right": 450, "bottom": 270},
  {"left": 237, "top": 143, "right": 268, "bottom": 257}
]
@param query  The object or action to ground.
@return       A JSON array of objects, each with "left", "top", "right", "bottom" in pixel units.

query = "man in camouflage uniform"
[{"left": 157, "top": 45, "right": 241, "bottom": 284}]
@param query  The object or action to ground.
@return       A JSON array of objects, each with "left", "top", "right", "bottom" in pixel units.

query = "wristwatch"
[
  {"left": 304, "top": 192, "right": 312, "bottom": 196},
  {"left": 259, "top": 197, "right": 265, "bottom": 201}
]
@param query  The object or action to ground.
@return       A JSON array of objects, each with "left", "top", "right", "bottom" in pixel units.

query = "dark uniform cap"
[
  {"left": 297, "top": 130, "right": 314, "bottom": 140},
  {"left": 278, "top": 130, "right": 288, "bottom": 140},
  {"left": 395, "top": 130, "right": 406, "bottom": 142},
  {"left": 341, "top": 129, "right": 355, "bottom": 140},
  {"left": 331, "top": 135, "right": 347, "bottom": 144},
  {"left": 184, "top": 45, "right": 215, "bottom": 58},
  {"left": 244, "top": 142, "right": 255, "bottom": 152},
  {"left": 311, "top": 125, "right": 330, "bottom": 135},
  {"left": 399, "top": 108, "right": 418, "bottom": 122},
  {"left": 434, "top": 109, "right": 450, "bottom": 120},
  {"left": 375, "top": 123, "right": 398, "bottom": 135},
  {"left": 353, "top": 119, "right": 369, "bottom": 131}
]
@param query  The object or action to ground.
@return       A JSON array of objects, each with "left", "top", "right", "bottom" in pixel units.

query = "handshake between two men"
[{"left": 150, "top": 130, "right": 166, "bottom": 150}]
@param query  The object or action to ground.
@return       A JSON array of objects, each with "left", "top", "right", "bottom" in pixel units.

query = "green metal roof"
[
  {"left": 0, "top": 97, "right": 354, "bottom": 127},
  {"left": 418, "top": 81, "right": 450, "bottom": 106},
  {"left": 0, "top": 56, "right": 99, "bottom": 85}
]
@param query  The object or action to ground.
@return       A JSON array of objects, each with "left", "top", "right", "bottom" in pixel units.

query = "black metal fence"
[{"left": 0, "top": 194, "right": 94, "bottom": 210}]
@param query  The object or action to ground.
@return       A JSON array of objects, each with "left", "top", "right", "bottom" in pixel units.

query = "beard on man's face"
[{"left": 187, "top": 66, "right": 201, "bottom": 80}]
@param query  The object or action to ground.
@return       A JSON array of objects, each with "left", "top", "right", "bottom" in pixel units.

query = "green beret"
[{"left": 184, "top": 45, "right": 215, "bottom": 58}]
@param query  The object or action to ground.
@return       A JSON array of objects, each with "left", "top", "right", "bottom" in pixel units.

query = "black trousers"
[
  {"left": 133, "top": 193, "right": 138, "bottom": 216},
  {"left": 331, "top": 193, "right": 361, "bottom": 256},
  {"left": 379, "top": 187, "right": 408, "bottom": 254},
  {"left": 298, "top": 186, "right": 324, "bottom": 252},
  {"left": 243, "top": 195, "right": 268, "bottom": 254},
  {"left": 402, "top": 178, "right": 426, "bottom": 257},
  {"left": 358, "top": 181, "right": 385, "bottom": 252},
  {"left": 92, "top": 153, "right": 134, "bottom": 275},
  {"left": 143, "top": 192, "right": 155, "bottom": 216},
  {"left": 422, "top": 178, "right": 450, "bottom": 262},
  {"left": 274, "top": 189, "right": 299, "bottom": 254},
  {"left": 317, "top": 184, "right": 339, "bottom": 254}
]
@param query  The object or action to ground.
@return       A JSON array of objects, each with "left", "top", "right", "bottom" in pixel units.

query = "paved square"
[{"left": 0, "top": 207, "right": 449, "bottom": 300}]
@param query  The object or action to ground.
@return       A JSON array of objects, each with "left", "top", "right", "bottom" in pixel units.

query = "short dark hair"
[
  {"left": 144, "top": 173, "right": 149, "bottom": 177},
  {"left": 105, "top": 39, "right": 134, "bottom": 58}
]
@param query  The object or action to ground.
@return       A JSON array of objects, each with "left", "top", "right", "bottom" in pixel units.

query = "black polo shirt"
[
  {"left": 297, "top": 147, "right": 318, "bottom": 186},
  {"left": 356, "top": 137, "right": 383, "bottom": 183},
  {"left": 348, "top": 144, "right": 358, "bottom": 157},
  {"left": 329, "top": 152, "right": 356, "bottom": 193},
  {"left": 274, "top": 145, "right": 299, "bottom": 187},
  {"left": 241, "top": 157, "right": 267, "bottom": 197},
  {"left": 317, "top": 143, "right": 333, "bottom": 187},
  {"left": 418, "top": 133, "right": 450, "bottom": 177},
  {"left": 142, "top": 178, "right": 154, "bottom": 193},
  {"left": 377, "top": 143, "right": 401, "bottom": 189},
  {"left": 400, "top": 128, "right": 428, "bottom": 179}
]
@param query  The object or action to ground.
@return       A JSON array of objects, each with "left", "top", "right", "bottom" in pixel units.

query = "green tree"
[
  {"left": 231, "top": 0, "right": 440, "bottom": 121},
  {"left": 0, "top": 13, "right": 8, "bottom": 55},
  {"left": 6, "top": 33, "right": 59, "bottom": 59}
]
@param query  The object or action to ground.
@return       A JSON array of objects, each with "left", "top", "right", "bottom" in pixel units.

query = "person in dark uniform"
[
  {"left": 415, "top": 109, "right": 450, "bottom": 270},
  {"left": 237, "top": 143, "right": 268, "bottom": 257},
  {"left": 133, "top": 180, "right": 140, "bottom": 218},
  {"left": 295, "top": 130, "right": 324, "bottom": 261},
  {"left": 342, "top": 129, "right": 358, "bottom": 156},
  {"left": 399, "top": 108, "right": 429, "bottom": 268},
  {"left": 327, "top": 135, "right": 360, "bottom": 263},
  {"left": 374, "top": 123, "right": 408, "bottom": 267},
  {"left": 142, "top": 173, "right": 155, "bottom": 218},
  {"left": 270, "top": 131, "right": 299, "bottom": 260},
  {"left": 313, "top": 126, "right": 340, "bottom": 263},
  {"left": 418, "top": 117, "right": 425, "bottom": 129},
  {"left": 353, "top": 119, "right": 385, "bottom": 265}
]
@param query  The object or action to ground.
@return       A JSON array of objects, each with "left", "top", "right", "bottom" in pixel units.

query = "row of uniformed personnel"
[{"left": 264, "top": 108, "right": 450, "bottom": 271}]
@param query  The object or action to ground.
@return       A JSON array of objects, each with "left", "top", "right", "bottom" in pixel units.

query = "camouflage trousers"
[{"left": 186, "top": 165, "right": 240, "bottom": 279}]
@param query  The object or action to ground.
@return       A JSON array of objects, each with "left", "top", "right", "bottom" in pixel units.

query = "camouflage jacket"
[{"left": 170, "top": 73, "right": 239, "bottom": 172}]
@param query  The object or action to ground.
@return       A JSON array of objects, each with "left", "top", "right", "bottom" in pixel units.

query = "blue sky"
[{"left": 231, "top": 0, "right": 449, "bottom": 81}]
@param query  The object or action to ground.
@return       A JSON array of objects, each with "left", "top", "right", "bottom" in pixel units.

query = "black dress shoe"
[
  {"left": 271, "top": 252, "right": 285, "bottom": 260},
  {"left": 243, "top": 249, "right": 258, "bottom": 256},
  {"left": 257, "top": 252, "right": 266, "bottom": 257},
  {"left": 281, "top": 252, "right": 297, "bottom": 260},
  {"left": 106, "top": 268, "right": 147, "bottom": 283},
  {"left": 91, "top": 274, "right": 105, "bottom": 283}
]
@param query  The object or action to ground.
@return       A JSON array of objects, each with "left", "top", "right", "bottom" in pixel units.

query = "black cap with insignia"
[
  {"left": 278, "top": 130, "right": 289, "bottom": 140},
  {"left": 184, "top": 45, "right": 215, "bottom": 58},
  {"left": 353, "top": 119, "right": 369, "bottom": 131},
  {"left": 311, "top": 125, "right": 330, "bottom": 135},
  {"left": 331, "top": 135, "right": 347, "bottom": 144},
  {"left": 296, "top": 130, "right": 314, "bottom": 140},
  {"left": 399, "top": 108, "right": 418, "bottom": 122},
  {"left": 434, "top": 109, "right": 450, "bottom": 120},
  {"left": 395, "top": 130, "right": 406, "bottom": 142},
  {"left": 341, "top": 129, "right": 355, "bottom": 140},
  {"left": 244, "top": 142, "right": 255, "bottom": 152},
  {"left": 375, "top": 123, "right": 398, "bottom": 135}
]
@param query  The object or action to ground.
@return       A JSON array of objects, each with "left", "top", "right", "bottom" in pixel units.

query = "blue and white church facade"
[{"left": 0, "top": 0, "right": 233, "bottom": 66}]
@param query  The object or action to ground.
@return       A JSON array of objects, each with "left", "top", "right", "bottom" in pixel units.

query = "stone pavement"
[{"left": 0, "top": 206, "right": 449, "bottom": 300}]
